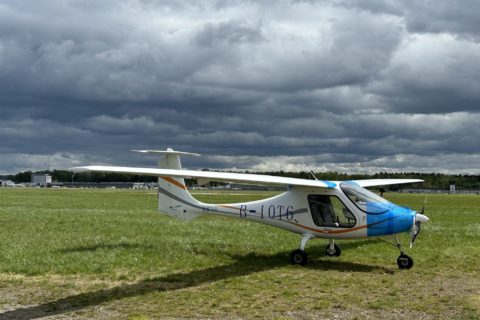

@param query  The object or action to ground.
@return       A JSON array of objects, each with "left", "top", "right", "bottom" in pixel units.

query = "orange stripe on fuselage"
[
  {"left": 219, "top": 205, "right": 239, "bottom": 210},
  {"left": 161, "top": 177, "right": 187, "bottom": 190},
  {"left": 285, "top": 221, "right": 368, "bottom": 234}
]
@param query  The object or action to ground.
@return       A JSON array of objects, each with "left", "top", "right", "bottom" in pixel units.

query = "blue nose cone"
[{"left": 367, "top": 206, "right": 415, "bottom": 237}]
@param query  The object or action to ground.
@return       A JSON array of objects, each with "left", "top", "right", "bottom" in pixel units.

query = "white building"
[
  {"left": 31, "top": 174, "right": 52, "bottom": 187},
  {"left": 449, "top": 184, "right": 456, "bottom": 194}
]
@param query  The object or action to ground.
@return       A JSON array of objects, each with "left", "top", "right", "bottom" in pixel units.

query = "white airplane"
[{"left": 75, "top": 148, "right": 429, "bottom": 269}]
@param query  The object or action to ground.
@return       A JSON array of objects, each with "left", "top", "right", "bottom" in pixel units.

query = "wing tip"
[{"left": 70, "top": 166, "right": 90, "bottom": 172}]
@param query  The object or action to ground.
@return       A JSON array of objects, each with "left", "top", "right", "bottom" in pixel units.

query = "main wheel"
[
  {"left": 397, "top": 254, "right": 414, "bottom": 269},
  {"left": 325, "top": 243, "right": 342, "bottom": 257},
  {"left": 291, "top": 249, "right": 308, "bottom": 266}
]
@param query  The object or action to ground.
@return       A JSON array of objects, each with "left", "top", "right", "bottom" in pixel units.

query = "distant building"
[
  {"left": 401, "top": 187, "right": 480, "bottom": 194},
  {"left": 450, "top": 184, "right": 456, "bottom": 194},
  {"left": 31, "top": 174, "right": 52, "bottom": 187},
  {"left": 1, "top": 180, "right": 14, "bottom": 187}
]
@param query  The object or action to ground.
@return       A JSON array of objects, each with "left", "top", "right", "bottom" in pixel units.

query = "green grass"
[{"left": 0, "top": 188, "right": 479, "bottom": 319}]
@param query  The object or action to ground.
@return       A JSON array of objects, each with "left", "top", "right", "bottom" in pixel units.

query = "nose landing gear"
[
  {"left": 378, "top": 236, "right": 414, "bottom": 269},
  {"left": 394, "top": 236, "right": 413, "bottom": 269}
]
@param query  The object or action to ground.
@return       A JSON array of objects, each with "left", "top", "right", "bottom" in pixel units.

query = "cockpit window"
[
  {"left": 340, "top": 183, "right": 392, "bottom": 214},
  {"left": 308, "top": 195, "right": 356, "bottom": 228}
]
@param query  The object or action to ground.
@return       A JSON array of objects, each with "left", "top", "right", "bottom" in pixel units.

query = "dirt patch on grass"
[{"left": 2, "top": 270, "right": 478, "bottom": 320}]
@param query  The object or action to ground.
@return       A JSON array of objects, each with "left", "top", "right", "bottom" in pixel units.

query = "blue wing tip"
[{"left": 322, "top": 181, "right": 337, "bottom": 188}]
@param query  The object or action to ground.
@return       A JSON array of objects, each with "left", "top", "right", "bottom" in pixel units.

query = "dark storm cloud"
[
  {"left": 339, "top": 0, "right": 480, "bottom": 39},
  {"left": 194, "top": 20, "right": 264, "bottom": 47},
  {"left": 371, "top": 34, "right": 480, "bottom": 114},
  {"left": 1, "top": 0, "right": 480, "bottom": 174},
  {"left": 401, "top": 0, "right": 480, "bottom": 39}
]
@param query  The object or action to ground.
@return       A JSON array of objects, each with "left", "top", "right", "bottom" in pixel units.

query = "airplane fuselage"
[{"left": 159, "top": 182, "right": 416, "bottom": 240}]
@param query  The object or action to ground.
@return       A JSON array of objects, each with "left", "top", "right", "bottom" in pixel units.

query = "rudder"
[{"left": 134, "top": 149, "right": 204, "bottom": 220}]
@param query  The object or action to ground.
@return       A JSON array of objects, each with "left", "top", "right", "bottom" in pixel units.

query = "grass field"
[{"left": 0, "top": 188, "right": 479, "bottom": 319}]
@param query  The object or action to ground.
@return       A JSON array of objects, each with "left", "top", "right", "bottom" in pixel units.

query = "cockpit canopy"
[{"left": 340, "top": 182, "right": 393, "bottom": 214}]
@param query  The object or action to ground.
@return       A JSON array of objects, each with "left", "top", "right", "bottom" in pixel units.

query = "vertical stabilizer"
[{"left": 133, "top": 148, "right": 203, "bottom": 220}]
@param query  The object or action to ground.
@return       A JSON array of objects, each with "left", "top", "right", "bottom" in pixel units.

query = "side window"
[{"left": 308, "top": 195, "right": 356, "bottom": 228}]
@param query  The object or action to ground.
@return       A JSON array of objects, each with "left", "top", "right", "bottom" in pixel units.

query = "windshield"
[{"left": 340, "top": 182, "right": 393, "bottom": 214}]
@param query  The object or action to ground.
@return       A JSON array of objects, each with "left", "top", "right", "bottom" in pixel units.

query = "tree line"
[
  {"left": 4, "top": 169, "right": 480, "bottom": 190},
  {"left": 5, "top": 170, "right": 157, "bottom": 184}
]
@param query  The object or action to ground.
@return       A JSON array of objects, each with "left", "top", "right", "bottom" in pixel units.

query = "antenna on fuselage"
[
  {"left": 301, "top": 160, "right": 318, "bottom": 181},
  {"left": 419, "top": 194, "right": 428, "bottom": 215}
]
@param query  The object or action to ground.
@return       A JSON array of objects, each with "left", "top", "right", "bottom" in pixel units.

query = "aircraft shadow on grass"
[
  {"left": 0, "top": 241, "right": 394, "bottom": 320},
  {"left": 59, "top": 242, "right": 156, "bottom": 253}
]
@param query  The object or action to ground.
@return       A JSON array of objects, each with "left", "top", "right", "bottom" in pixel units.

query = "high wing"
[
  {"left": 73, "top": 166, "right": 338, "bottom": 188},
  {"left": 347, "top": 179, "right": 424, "bottom": 187},
  {"left": 73, "top": 166, "right": 423, "bottom": 189}
]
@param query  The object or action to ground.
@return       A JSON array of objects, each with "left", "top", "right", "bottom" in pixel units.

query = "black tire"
[
  {"left": 397, "top": 254, "right": 414, "bottom": 269},
  {"left": 291, "top": 249, "right": 308, "bottom": 266},
  {"left": 325, "top": 243, "right": 342, "bottom": 257}
]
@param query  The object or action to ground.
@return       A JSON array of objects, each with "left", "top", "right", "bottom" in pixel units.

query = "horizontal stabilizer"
[{"left": 131, "top": 148, "right": 200, "bottom": 157}]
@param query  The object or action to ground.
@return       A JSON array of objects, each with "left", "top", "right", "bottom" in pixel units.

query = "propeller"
[{"left": 410, "top": 195, "right": 429, "bottom": 248}]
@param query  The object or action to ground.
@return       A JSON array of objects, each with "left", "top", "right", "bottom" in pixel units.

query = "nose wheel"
[
  {"left": 397, "top": 254, "right": 413, "bottom": 269},
  {"left": 394, "top": 237, "right": 414, "bottom": 269}
]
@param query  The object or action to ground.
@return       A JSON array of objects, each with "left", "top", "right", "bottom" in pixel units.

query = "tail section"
[{"left": 134, "top": 148, "right": 204, "bottom": 220}]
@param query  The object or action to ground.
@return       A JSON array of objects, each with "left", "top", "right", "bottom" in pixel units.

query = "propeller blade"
[
  {"left": 410, "top": 212, "right": 429, "bottom": 248},
  {"left": 410, "top": 221, "right": 421, "bottom": 248},
  {"left": 410, "top": 197, "right": 429, "bottom": 248}
]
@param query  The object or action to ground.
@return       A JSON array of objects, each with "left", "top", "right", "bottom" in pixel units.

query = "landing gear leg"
[
  {"left": 325, "top": 239, "right": 341, "bottom": 257},
  {"left": 291, "top": 234, "right": 313, "bottom": 266},
  {"left": 394, "top": 236, "right": 414, "bottom": 269}
]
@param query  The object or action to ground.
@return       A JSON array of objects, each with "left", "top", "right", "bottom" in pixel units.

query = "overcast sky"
[{"left": 1, "top": 0, "right": 480, "bottom": 175}]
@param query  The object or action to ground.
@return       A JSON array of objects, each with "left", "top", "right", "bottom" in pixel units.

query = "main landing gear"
[
  {"left": 325, "top": 240, "right": 342, "bottom": 257},
  {"left": 291, "top": 249, "right": 308, "bottom": 266},
  {"left": 290, "top": 236, "right": 342, "bottom": 266},
  {"left": 290, "top": 234, "right": 313, "bottom": 266}
]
